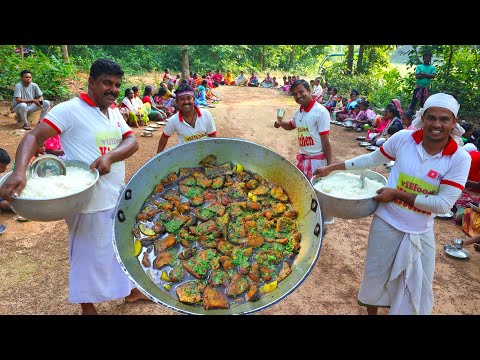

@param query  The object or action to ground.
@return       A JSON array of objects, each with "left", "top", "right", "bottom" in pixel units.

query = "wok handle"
[
  {"left": 117, "top": 210, "right": 126, "bottom": 222},
  {"left": 125, "top": 189, "right": 132, "bottom": 200}
]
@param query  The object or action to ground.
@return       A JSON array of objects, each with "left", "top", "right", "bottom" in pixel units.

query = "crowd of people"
[{"left": 0, "top": 53, "right": 479, "bottom": 316}]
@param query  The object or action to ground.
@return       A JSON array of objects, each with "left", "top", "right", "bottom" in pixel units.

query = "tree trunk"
[
  {"left": 444, "top": 45, "right": 454, "bottom": 90},
  {"left": 61, "top": 45, "right": 69, "bottom": 62},
  {"left": 19, "top": 45, "right": 24, "bottom": 59},
  {"left": 356, "top": 45, "right": 365, "bottom": 74},
  {"left": 346, "top": 45, "right": 354, "bottom": 76},
  {"left": 260, "top": 48, "right": 264, "bottom": 70},
  {"left": 211, "top": 46, "right": 217, "bottom": 62},
  {"left": 181, "top": 45, "right": 190, "bottom": 82},
  {"left": 290, "top": 46, "right": 295, "bottom": 67}
]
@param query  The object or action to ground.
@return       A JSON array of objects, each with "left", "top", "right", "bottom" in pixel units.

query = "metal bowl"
[
  {"left": 311, "top": 170, "right": 387, "bottom": 219},
  {"left": 0, "top": 160, "right": 99, "bottom": 221},
  {"left": 113, "top": 138, "right": 323, "bottom": 315}
]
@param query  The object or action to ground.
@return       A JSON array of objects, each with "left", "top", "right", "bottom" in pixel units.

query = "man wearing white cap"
[{"left": 313, "top": 93, "right": 471, "bottom": 315}]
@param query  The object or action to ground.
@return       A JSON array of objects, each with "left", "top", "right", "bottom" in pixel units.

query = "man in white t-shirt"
[
  {"left": 156, "top": 83, "right": 217, "bottom": 154},
  {"left": 273, "top": 79, "right": 332, "bottom": 180},
  {"left": 12, "top": 69, "right": 51, "bottom": 130},
  {"left": 235, "top": 71, "right": 248, "bottom": 86},
  {"left": 313, "top": 93, "right": 471, "bottom": 315},
  {"left": 0, "top": 59, "right": 148, "bottom": 315}
]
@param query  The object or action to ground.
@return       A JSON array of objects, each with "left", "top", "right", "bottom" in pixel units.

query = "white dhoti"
[
  {"left": 358, "top": 215, "right": 435, "bottom": 315},
  {"left": 65, "top": 208, "right": 135, "bottom": 303}
]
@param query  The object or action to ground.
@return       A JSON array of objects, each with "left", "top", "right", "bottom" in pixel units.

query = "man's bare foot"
[
  {"left": 474, "top": 243, "right": 480, "bottom": 252},
  {"left": 125, "top": 287, "right": 150, "bottom": 303},
  {"left": 81, "top": 303, "right": 98, "bottom": 315}
]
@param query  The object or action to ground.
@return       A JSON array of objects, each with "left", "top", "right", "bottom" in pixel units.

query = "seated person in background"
[
  {"left": 131, "top": 86, "right": 151, "bottom": 121},
  {"left": 384, "top": 123, "right": 399, "bottom": 141},
  {"left": 452, "top": 143, "right": 480, "bottom": 230},
  {"left": 280, "top": 75, "right": 288, "bottom": 88},
  {"left": 30, "top": 141, "right": 46, "bottom": 164},
  {"left": 248, "top": 72, "right": 259, "bottom": 87},
  {"left": 163, "top": 68, "right": 175, "bottom": 84},
  {"left": 281, "top": 75, "right": 293, "bottom": 93},
  {"left": 0, "top": 148, "right": 12, "bottom": 213},
  {"left": 164, "top": 83, "right": 177, "bottom": 108},
  {"left": 401, "top": 110, "right": 416, "bottom": 130},
  {"left": 120, "top": 88, "right": 144, "bottom": 127},
  {"left": 353, "top": 100, "right": 377, "bottom": 129},
  {"left": 152, "top": 88, "right": 173, "bottom": 119},
  {"left": 368, "top": 103, "right": 402, "bottom": 146},
  {"left": 206, "top": 81, "right": 221, "bottom": 102},
  {"left": 224, "top": 70, "right": 235, "bottom": 85},
  {"left": 390, "top": 98, "right": 404, "bottom": 116},
  {"left": 195, "top": 83, "right": 209, "bottom": 107},
  {"left": 188, "top": 72, "right": 198, "bottom": 87},
  {"left": 142, "top": 85, "right": 165, "bottom": 123},
  {"left": 323, "top": 87, "right": 339, "bottom": 112},
  {"left": 336, "top": 97, "right": 352, "bottom": 121},
  {"left": 344, "top": 89, "right": 360, "bottom": 111},
  {"left": 464, "top": 143, "right": 480, "bottom": 190},
  {"left": 211, "top": 69, "right": 224, "bottom": 85},
  {"left": 350, "top": 102, "right": 361, "bottom": 121},
  {"left": 235, "top": 71, "right": 248, "bottom": 86},
  {"left": 315, "top": 81, "right": 329, "bottom": 103},
  {"left": 260, "top": 72, "right": 274, "bottom": 88},
  {"left": 272, "top": 76, "right": 279, "bottom": 88},
  {"left": 13, "top": 69, "right": 51, "bottom": 130},
  {"left": 311, "top": 78, "right": 322, "bottom": 98},
  {"left": 195, "top": 75, "right": 204, "bottom": 86},
  {"left": 460, "top": 122, "right": 475, "bottom": 144},
  {"left": 45, "top": 134, "right": 66, "bottom": 160},
  {"left": 321, "top": 86, "right": 334, "bottom": 104}
]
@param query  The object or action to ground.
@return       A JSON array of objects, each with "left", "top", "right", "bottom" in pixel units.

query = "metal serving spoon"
[{"left": 360, "top": 170, "right": 365, "bottom": 189}]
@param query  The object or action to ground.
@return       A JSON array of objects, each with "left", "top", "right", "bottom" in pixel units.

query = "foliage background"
[{"left": 1, "top": 45, "right": 478, "bottom": 118}]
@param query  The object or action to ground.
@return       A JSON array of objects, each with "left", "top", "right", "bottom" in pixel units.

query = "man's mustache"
[{"left": 104, "top": 92, "right": 118, "bottom": 98}]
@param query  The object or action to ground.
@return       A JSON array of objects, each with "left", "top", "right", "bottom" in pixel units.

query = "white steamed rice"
[
  {"left": 19, "top": 166, "right": 96, "bottom": 199},
  {"left": 314, "top": 172, "right": 384, "bottom": 199}
]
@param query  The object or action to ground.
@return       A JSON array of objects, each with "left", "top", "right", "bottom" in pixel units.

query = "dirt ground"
[{"left": 0, "top": 84, "right": 479, "bottom": 315}]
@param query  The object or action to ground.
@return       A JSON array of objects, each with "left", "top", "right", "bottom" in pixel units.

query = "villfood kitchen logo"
[
  {"left": 96, "top": 131, "right": 121, "bottom": 155},
  {"left": 393, "top": 172, "right": 439, "bottom": 214},
  {"left": 297, "top": 126, "right": 314, "bottom": 147}
]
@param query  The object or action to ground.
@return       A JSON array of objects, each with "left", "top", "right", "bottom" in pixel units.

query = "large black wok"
[{"left": 113, "top": 138, "right": 323, "bottom": 314}]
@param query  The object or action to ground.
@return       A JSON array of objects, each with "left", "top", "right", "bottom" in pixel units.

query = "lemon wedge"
[
  {"left": 134, "top": 239, "right": 142, "bottom": 257},
  {"left": 233, "top": 163, "right": 244, "bottom": 174},
  {"left": 161, "top": 270, "right": 170, "bottom": 282},
  {"left": 139, "top": 223, "right": 155, "bottom": 236},
  {"left": 259, "top": 280, "right": 277, "bottom": 294}
]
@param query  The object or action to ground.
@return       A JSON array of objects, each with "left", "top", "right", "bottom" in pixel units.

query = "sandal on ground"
[
  {"left": 16, "top": 215, "right": 30, "bottom": 222},
  {"left": 23, "top": 126, "right": 32, "bottom": 130}
]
